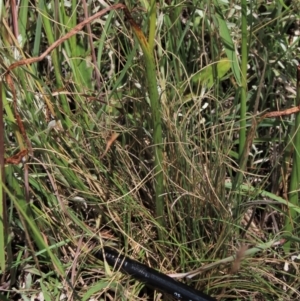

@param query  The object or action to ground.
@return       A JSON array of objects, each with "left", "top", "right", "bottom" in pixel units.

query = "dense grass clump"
[{"left": 1, "top": 0, "right": 300, "bottom": 300}]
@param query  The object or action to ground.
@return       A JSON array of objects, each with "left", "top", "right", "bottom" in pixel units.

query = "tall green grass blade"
[
  {"left": 0, "top": 81, "right": 6, "bottom": 274},
  {"left": 284, "top": 65, "right": 300, "bottom": 252},
  {"left": 148, "top": 0, "right": 156, "bottom": 52},
  {"left": 32, "top": 1, "right": 43, "bottom": 59},
  {"left": 239, "top": 0, "right": 248, "bottom": 158},
  {"left": 18, "top": 0, "right": 29, "bottom": 47},
  {"left": 230, "top": 0, "right": 248, "bottom": 214},
  {"left": 0, "top": 169, "right": 5, "bottom": 273},
  {"left": 125, "top": 10, "right": 165, "bottom": 235},
  {"left": 213, "top": 0, "right": 241, "bottom": 86}
]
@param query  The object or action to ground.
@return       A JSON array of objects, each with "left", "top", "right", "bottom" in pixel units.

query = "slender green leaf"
[
  {"left": 213, "top": 0, "right": 241, "bottom": 86},
  {"left": 191, "top": 58, "right": 231, "bottom": 88}
]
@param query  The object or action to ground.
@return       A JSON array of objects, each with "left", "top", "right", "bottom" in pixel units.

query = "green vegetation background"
[{"left": 1, "top": 0, "right": 300, "bottom": 300}]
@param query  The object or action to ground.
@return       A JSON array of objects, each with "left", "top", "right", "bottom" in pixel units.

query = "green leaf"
[
  {"left": 191, "top": 58, "right": 231, "bottom": 88},
  {"left": 225, "top": 182, "right": 300, "bottom": 213},
  {"left": 214, "top": 0, "right": 241, "bottom": 86},
  {"left": 82, "top": 281, "right": 111, "bottom": 301}
]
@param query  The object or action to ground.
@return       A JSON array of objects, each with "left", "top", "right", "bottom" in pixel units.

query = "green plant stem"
[
  {"left": 147, "top": 0, "right": 165, "bottom": 236},
  {"left": 144, "top": 51, "right": 164, "bottom": 236},
  {"left": 147, "top": 57, "right": 165, "bottom": 235},
  {"left": 17, "top": 0, "right": 29, "bottom": 47},
  {"left": 233, "top": 0, "right": 248, "bottom": 214},
  {"left": 212, "top": 0, "right": 247, "bottom": 222},
  {"left": 284, "top": 65, "right": 300, "bottom": 252},
  {"left": 125, "top": 7, "right": 165, "bottom": 236},
  {"left": 0, "top": 81, "right": 7, "bottom": 275},
  {"left": 239, "top": 0, "right": 248, "bottom": 159},
  {"left": 148, "top": 0, "right": 156, "bottom": 52}
]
